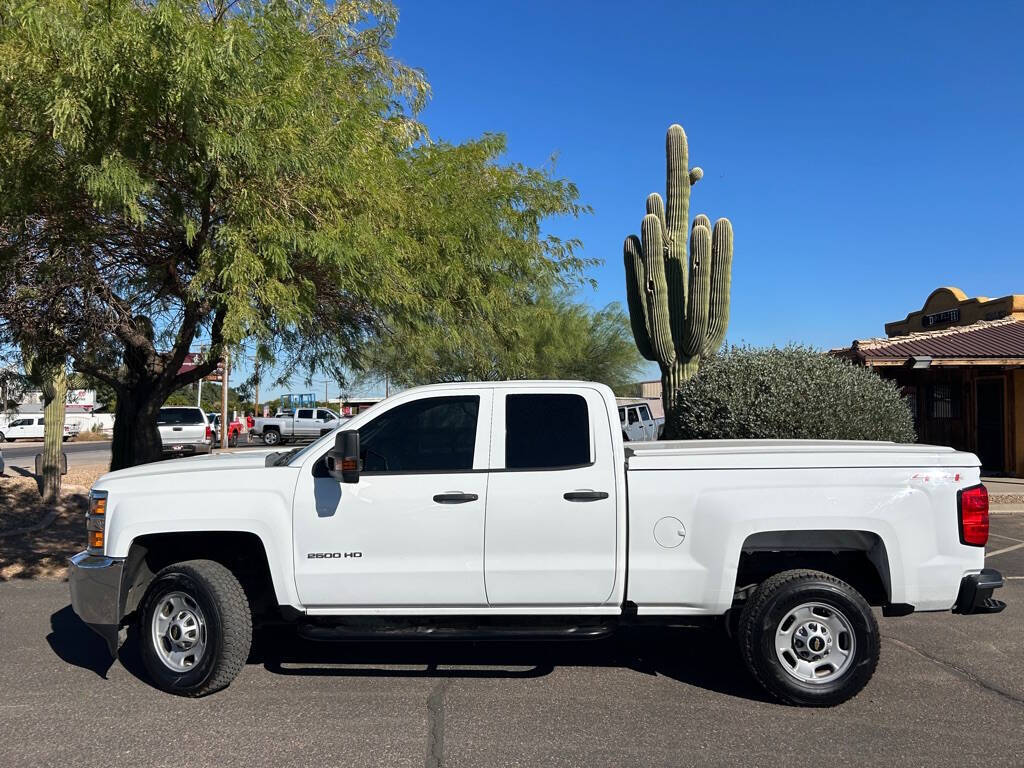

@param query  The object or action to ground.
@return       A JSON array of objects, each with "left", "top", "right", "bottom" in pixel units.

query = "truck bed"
[{"left": 625, "top": 439, "right": 973, "bottom": 470}]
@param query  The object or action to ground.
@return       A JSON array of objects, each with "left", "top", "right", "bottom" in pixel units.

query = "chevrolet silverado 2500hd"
[{"left": 69, "top": 381, "right": 1005, "bottom": 704}]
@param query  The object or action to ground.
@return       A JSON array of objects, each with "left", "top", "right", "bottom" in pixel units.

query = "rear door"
[
  {"left": 484, "top": 387, "right": 618, "bottom": 606},
  {"left": 295, "top": 408, "right": 319, "bottom": 437}
]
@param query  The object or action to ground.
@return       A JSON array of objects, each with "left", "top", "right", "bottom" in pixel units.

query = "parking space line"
[
  {"left": 989, "top": 532, "right": 1024, "bottom": 544},
  {"left": 986, "top": 542, "right": 1024, "bottom": 558}
]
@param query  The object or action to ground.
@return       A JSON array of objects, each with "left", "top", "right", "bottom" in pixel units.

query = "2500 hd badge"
[{"left": 307, "top": 552, "right": 362, "bottom": 558}]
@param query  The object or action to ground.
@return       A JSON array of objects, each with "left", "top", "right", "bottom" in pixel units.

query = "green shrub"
[{"left": 669, "top": 345, "right": 917, "bottom": 442}]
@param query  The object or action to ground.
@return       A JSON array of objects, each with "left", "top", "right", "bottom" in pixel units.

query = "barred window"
[{"left": 930, "top": 384, "right": 959, "bottom": 419}]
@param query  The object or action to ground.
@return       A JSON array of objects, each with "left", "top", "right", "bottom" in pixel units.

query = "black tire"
[
  {"left": 139, "top": 559, "right": 252, "bottom": 697},
  {"left": 62, "top": 436, "right": 69, "bottom": 442},
  {"left": 229, "top": 432, "right": 238, "bottom": 448},
  {"left": 262, "top": 430, "right": 280, "bottom": 446},
  {"left": 0, "top": 433, "right": 5, "bottom": 443},
  {"left": 738, "top": 569, "right": 879, "bottom": 707}
]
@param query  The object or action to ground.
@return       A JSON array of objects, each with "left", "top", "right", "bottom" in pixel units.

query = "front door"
[
  {"left": 293, "top": 391, "right": 492, "bottom": 608},
  {"left": 484, "top": 388, "right": 618, "bottom": 606},
  {"left": 625, "top": 407, "right": 645, "bottom": 441},
  {"left": 976, "top": 378, "right": 1005, "bottom": 472}
]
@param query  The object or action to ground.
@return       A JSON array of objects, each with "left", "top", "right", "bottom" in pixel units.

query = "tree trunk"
[
  {"left": 39, "top": 368, "right": 67, "bottom": 503},
  {"left": 110, "top": 384, "right": 166, "bottom": 471},
  {"left": 659, "top": 357, "right": 700, "bottom": 440}
]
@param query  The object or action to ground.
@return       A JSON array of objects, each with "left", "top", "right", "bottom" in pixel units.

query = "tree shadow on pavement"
[
  {"left": 257, "top": 625, "right": 771, "bottom": 702},
  {"left": 46, "top": 605, "right": 116, "bottom": 679}
]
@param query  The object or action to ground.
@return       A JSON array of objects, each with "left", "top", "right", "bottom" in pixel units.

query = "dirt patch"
[
  {"left": 70, "top": 430, "right": 110, "bottom": 442},
  {"left": 0, "top": 463, "right": 109, "bottom": 581}
]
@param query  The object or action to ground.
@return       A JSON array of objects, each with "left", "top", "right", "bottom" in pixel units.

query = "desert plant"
[
  {"left": 623, "top": 124, "right": 734, "bottom": 438},
  {"left": 23, "top": 352, "right": 67, "bottom": 502},
  {"left": 668, "top": 345, "right": 917, "bottom": 442}
]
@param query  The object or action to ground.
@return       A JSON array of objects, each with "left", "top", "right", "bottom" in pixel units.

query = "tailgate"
[{"left": 159, "top": 424, "right": 206, "bottom": 444}]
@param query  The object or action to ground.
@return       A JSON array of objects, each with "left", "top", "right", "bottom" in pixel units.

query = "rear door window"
[
  {"left": 628, "top": 408, "right": 639, "bottom": 424},
  {"left": 297, "top": 409, "right": 314, "bottom": 419},
  {"left": 505, "top": 394, "right": 590, "bottom": 470},
  {"left": 157, "top": 408, "right": 205, "bottom": 425},
  {"left": 639, "top": 405, "right": 651, "bottom": 421}
]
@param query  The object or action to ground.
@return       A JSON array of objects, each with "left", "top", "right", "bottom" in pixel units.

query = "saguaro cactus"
[
  {"left": 24, "top": 351, "right": 67, "bottom": 503},
  {"left": 623, "top": 123, "right": 734, "bottom": 438}
]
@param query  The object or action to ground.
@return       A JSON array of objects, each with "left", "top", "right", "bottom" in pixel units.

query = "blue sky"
[{"left": 255, "top": 1, "right": 1023, "bottom": 398}]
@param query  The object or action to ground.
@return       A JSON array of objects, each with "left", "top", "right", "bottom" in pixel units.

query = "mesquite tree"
[
  {"left": 623, "top": 124, "right": 734, "bottom": 437},
  {"left": 0, "top": 1, "right": 587, "bottom": 469}
]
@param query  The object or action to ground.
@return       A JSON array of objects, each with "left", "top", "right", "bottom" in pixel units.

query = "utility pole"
[
  {"left": 196, "top": 345, "right": 207, "bottom": 407},
  {"left": 253, "top": 359, "right": 260, "bottom": 418},
  {"left": 220, "top": 349, "right": 230, "bottom": 451}
]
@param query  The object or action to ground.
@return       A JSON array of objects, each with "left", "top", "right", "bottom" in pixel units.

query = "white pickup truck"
[
  {"left": 251, "top": 407, "right": 343, "bottom": 446},
  {"left": 69, "top": 380, "right": 1004, "bottom": 705},
  {"left": 0, "top": 415, "right": 79, "bottom": 442}
]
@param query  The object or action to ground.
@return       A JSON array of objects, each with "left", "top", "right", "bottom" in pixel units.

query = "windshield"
[{"left": 158, "top": 408, "right": 205, "bottom": 425}]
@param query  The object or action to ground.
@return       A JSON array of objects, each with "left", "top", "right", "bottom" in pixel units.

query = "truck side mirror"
[{"left": 326, "top": 430, "right": 360, "bottom": 483}]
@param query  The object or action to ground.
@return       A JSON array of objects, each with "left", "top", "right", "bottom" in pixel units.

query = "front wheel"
[
  {"left": 737, "top": 569, "right": 879, "bottom": 707},
  {"left": 0, "top": 433, "right": 5, "bottom": 443},
  {"left": 139, "top": 559, "right": 252, "bottom": 697}
]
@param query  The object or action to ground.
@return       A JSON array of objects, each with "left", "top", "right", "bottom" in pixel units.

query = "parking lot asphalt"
[{"left": 1, "top": 519, "right": 1022, "bottom": 768}]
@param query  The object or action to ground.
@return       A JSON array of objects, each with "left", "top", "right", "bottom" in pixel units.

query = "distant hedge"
[{"left": 669, "top": 345, "right": 917, "bottom": 443}]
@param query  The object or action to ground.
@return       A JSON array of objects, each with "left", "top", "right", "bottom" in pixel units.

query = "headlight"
[{"left": 87, "top": 489, "right": 107, "bottom": 554}]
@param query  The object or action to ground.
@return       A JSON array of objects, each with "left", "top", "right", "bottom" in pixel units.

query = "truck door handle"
[
  {"left": 563, "top": 490, "right": 609, "bottom": 502},
  {"left": 172, "top": 427, "right": 183, "bottom": 431},
  {"left": 433, "top": 492, "right": 479, "bottom": 504}
]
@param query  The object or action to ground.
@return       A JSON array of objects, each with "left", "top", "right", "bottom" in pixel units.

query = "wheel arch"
[
  {"left": 119, "top": 531, "right": 283, "bottom": 625},
  {"left": 734, "top": 529, "right": 893, "bottom": 606}
]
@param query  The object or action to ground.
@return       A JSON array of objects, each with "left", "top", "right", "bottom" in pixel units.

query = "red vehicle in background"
[{"left": 207, "top": 413, "right": 243, "bottom": 447}]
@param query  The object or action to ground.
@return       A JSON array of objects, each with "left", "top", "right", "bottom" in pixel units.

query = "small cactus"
[{"left": 623, "top": 124, "right": 733, "bottom": 437}]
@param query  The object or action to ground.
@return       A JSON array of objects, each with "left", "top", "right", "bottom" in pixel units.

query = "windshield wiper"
[{"left": 271, "top": 447, "right": 303, "bottom": 467}]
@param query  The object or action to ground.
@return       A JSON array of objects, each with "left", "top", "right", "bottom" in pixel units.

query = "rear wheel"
[
  {"left": 738, "top": 569, "right": 879, "bottom": 707},
  {"left": 139, "top": 559, "right": 252, "bottom": 697},
  {"left": 262, "top": 430, "right": 280, "bottom": 446},
  {"left": 229, "top": 432, "right": 238, "bottom": 448}
]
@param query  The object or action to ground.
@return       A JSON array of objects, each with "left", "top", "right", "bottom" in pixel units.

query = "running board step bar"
[{"left": 297, "top": 623, "right": 616, "bottom": 643}]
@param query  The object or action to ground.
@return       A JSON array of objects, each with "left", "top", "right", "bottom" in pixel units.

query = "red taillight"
[
  {"left": 205, "top": 426, "right": 212, "bottom": 440},
  {"left": 958, "top": 484, "right": 989, "bottom": 547}
]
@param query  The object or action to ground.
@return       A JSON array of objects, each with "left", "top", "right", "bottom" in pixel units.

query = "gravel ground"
[{"left": 0, "top": 463, "right": 107, "bottom": 580}]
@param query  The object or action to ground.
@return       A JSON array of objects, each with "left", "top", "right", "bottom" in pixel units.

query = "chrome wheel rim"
[
  {"left": 264, "top": 431, "right": 279, "bottom": 445},
  {"left": 151, "top": 591, "right": 208, "bottom": 673},
  {"left": 774, "top": 601, "right": 856, "bottom": 684}
]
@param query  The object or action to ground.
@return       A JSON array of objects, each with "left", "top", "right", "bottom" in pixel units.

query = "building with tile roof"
[{"left": 836, "top": 287, "right": 1024, "bottom": 476}]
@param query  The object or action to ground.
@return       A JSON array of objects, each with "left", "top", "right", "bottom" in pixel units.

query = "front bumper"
[
  {"left": 953, "top": 568, "right": 1006, "bottom": 615},
  {"left": 68, "top": 551, "right": 125, "bottom": 654}
]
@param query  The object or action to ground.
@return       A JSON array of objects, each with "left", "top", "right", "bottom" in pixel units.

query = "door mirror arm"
[{"left": 327, "top": 430, "right": 361, "bottom": 483}]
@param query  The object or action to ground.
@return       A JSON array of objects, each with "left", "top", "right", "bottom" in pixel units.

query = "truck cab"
[{"left": 69, "top": 380, "right": 1005, "bottom": 705}]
